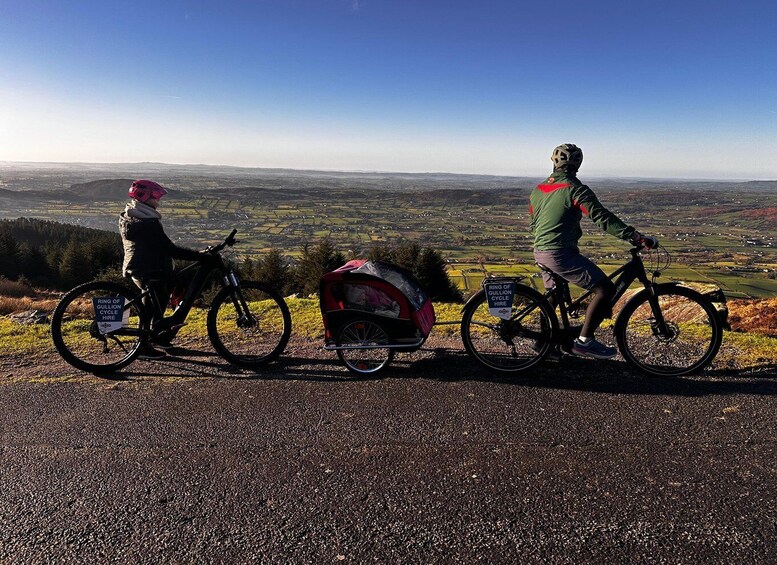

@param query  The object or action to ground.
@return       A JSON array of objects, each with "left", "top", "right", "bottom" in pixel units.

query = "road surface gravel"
[{"left": 1, "top": 336, "right": 775, "bottom": 563}]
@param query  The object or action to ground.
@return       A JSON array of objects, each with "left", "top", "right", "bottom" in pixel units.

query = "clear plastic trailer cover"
[{"left": 353, "top": 261, "right": 428, "bottom": 310}]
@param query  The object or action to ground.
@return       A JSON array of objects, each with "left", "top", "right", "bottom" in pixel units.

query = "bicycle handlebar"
[
  {"left": 631, "top": 238, "right": 660, "bottom": 252},
  {"left": 206, "top": 229, "right": 239, "bottom": 254}
]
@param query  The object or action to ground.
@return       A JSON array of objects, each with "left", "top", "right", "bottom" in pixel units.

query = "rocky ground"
[{"left": 1, "top": 335, "right": 775, "bottom": 563}]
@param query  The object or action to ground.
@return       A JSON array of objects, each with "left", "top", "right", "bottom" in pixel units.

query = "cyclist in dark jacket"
[
  {"left": 529, "top": 144, "right": 657, "bottom": 359},
  {"left": 119, "top": 180, "right": 214, "bottom": 358}
]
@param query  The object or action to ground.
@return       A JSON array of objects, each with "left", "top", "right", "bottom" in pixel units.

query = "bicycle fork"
[
  {"left": 224, "top": 271, "right": 256, "bottom": 328},
  {"left": 644, "top": 285, "right": 675, "bottom": 340}
]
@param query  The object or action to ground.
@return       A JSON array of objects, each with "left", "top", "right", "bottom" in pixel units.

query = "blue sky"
[{"left": 0, "top": 0, "right": 775, "bottom": 178}]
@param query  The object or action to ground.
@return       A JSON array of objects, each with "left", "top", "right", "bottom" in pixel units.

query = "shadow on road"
[
  {"left": 410, "top": 349, "right": 777, "bottom": 397},
  {"left": 107, "top": 346, "right": 376, "bottom": 383},
  {"left": 97, "top": 345, "right": 776, "bottom": 397}
]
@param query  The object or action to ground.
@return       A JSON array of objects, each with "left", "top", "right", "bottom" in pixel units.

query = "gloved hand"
[
  {"left": 630, "top": 230, "right": 659, "bottom": 249},
  {"left": 199, "top": 251, "right": 220, "bottom": 265}
]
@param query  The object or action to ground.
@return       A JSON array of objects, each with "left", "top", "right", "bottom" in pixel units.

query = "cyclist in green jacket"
[{"left": 529, "top": 144, "right": 657, "bottom": 359}]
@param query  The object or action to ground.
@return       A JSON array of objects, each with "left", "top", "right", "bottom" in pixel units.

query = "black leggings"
[
  {"left": 132, "top": 278, "right": 169, "bottom": 330},
  {"left": 580, "top": 279, "right": 615, "bottom": 338},
  {"left": 546, "top": 278, "right": 615, "bottom": 339}
]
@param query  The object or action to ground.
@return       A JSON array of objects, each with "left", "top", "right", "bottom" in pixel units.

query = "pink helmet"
[{"left": 128, "top": 179, "right": 168, "bottom": 203}]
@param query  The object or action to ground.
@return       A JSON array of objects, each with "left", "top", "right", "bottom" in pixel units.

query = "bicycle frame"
[
  {"left": 539, "top": 246, "right": 680, "bottom": 346},
  {"left": 119, "top": 257, "right": 252, "bottom": 338},
  {"left": 148, "top": 262, "right": 217, "bottom": 332},
  {"left": 550, "top": 247, "right": 652, "bottom": 330},
  {"left": 478, "top": 246, "right": 668, "bottom": 349}
]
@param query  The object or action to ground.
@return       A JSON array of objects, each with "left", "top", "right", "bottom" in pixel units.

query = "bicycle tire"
[
  {"left": 461, "top": 284, "right": 558, "bottom": 374},
  {"left": 207, "top": 281, "right": 291, "bottom": 367},
  {"left": 335, "top": 319, "right": 394, "bottom": 375},
  {"left": 51, "top": 281, "right": 146, "bottom": 374},
  {"left": 615, "top": 284, "right": 723, "bottom": 376}
]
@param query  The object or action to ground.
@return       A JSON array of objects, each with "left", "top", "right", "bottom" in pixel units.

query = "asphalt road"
[{"left": 1, "top": 337, "right": 775, "bottom": 563}]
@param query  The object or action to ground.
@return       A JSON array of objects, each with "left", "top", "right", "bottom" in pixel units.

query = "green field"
[{"left": 3, "top": 180, "right": 775, "bottom": 298}]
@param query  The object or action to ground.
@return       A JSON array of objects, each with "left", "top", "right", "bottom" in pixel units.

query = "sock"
[{"left": 578, "top": 336, "right": 590, "bottom": 343}]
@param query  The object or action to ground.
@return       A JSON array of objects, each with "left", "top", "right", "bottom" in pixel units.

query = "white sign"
[
  {"left": 484, "top": 282, "right": 516, "bottom": 320},
  {"left": 92, "top": 297, "right": 128, "bottom": 334}
]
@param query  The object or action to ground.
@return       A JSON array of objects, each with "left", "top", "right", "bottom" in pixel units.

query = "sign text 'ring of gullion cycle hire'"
[
  {"left": 484, "top": 281, "right": 516, "bottom": 320},
  {"left": 92, "top": 297, "right": 129, "bottom": 334}
]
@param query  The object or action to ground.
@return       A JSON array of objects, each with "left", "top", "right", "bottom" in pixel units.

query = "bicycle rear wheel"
[
  {"left": 461, "top": 285, "right": 557, "bottom": 374},
  {"left": 51, "top": 281, "right": 146, "bottom": 373},
  {"left": 615, "top": 284, "right": 723, "bottom": 376},
  {"left": 207, "top": 281, "right": 291, "bottom": 367}
]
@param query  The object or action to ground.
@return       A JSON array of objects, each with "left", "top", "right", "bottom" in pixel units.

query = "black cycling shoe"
[
  {"left": 152, "top": 328, "right": 180, "bottom": 350},
  {"left": 151, "top": 339, "right": 175, "bottom": 350},
  {"left": 138, "top": 345, "right": 167, "bottom": 360}
]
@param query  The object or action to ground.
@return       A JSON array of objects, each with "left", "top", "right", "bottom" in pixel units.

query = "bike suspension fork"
[
  {"left": 645, "top": 283, "right": 671, "bottom": 335},
  {"left": 224, "top": 271, "right": 251, "bottom": 318}
]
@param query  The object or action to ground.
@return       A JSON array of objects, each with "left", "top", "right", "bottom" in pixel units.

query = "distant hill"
[
  {"left": 0, "top": 162, "right": 775, "bottom": 209},
  {"left": 0, "top": 179, "right": 189, "bottom": 204},
  {"left": 69, "top": 179, "right": 138, "bottom": 201},
  {"left": 745, "top": 180, "right": 777, "bottom": 191},
  {"left": 68, "top": 179, "right": 188, "bottom": 201},
  {"left": 0, "top": 187, "right": 64, "bottom": 202}
]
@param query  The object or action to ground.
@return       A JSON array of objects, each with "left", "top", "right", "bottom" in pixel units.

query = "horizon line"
[{"left": 0, "top": 159, "right": 771, "bottom": 184}]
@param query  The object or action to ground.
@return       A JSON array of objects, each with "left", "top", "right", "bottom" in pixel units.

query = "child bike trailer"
[{"left": 319, "top": 260, "right": 436, "bottom": 374}]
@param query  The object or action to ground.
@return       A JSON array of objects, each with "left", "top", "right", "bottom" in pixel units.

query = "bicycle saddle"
[
  {"left": 535, "top": 263, "right": 568, "bottom": 286},
  {"left": 126, "top": 270, "right": 164, "bottom": 286}
]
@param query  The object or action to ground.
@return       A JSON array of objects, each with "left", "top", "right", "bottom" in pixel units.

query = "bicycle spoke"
[
  {"left": 617, "top": 286, "right": 722, "bottom": 376},
  {"left": 208, "top": 282, "right": 291, "bottom": 366},
  {"left": 337, "top": 320, "right": 393, "bottom": 375},
  {"left": 51, "top": 282, "right": 144, "bottom": 373},
  {"left": 462, "top": 286, "right": 555, "bottom": 373}
]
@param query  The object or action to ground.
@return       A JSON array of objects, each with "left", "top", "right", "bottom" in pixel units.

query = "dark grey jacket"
[{"left": 119, "top": 212, "right": 203, "bottom": 279}]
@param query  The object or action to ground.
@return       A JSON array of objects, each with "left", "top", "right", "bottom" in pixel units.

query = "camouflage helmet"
[{"left": 551, "top": 144, "right": 583, "bottom": 171}]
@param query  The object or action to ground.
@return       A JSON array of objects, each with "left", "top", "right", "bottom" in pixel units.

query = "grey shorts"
[{"left": 533, "top": 248, "right": 608, "bottom": 290}]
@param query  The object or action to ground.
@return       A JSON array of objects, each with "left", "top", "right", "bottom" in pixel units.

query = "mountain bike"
[
  {"left": 461, "top": 244, "right": 724, "bottom": 377},
  {"left": 51, "top": 229, "right": 291, "bottom": 374}
]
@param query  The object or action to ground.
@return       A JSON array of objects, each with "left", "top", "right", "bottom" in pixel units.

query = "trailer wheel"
[{"left": 336, "top": 320, "right": 394, "bottom": 375}]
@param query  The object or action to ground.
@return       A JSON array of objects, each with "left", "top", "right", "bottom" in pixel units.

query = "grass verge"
[{"left": 1, "top": 298, "right": 774, "bottom": 373}]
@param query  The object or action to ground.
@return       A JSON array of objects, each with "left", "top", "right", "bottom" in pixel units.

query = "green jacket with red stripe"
[{"left": 529, "top": 171, "right": 635, "bottom": 251}]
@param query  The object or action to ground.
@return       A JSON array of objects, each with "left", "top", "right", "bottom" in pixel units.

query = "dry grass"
[
  {"left": 0, "top": 296, "right": 60, "bottom": 316},
  {"left": 728, "top": 297, "right": 777, "bottom": 337},
  {"left": 0, "top": 279, "right": 65, "bottom": 316},
  {"left": 0, "top": 277, "right": 59, "bottom": 315},
  {"left": 0, "top": 277, "right": 37, "bottom": 298}
]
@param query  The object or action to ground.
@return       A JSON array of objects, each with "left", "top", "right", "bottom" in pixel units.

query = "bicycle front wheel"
[
  {"left": 461, "top": 285, "right": 557, "bottom": 374},
  {"left": 615, "top": 284, "right": 723, "bottom": 376},
  {"left": 51, "top": 281, "right": 146, "bottom": 373},
  {"left": 207, "top": 281, "right": 291, "bottom": 367}
]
